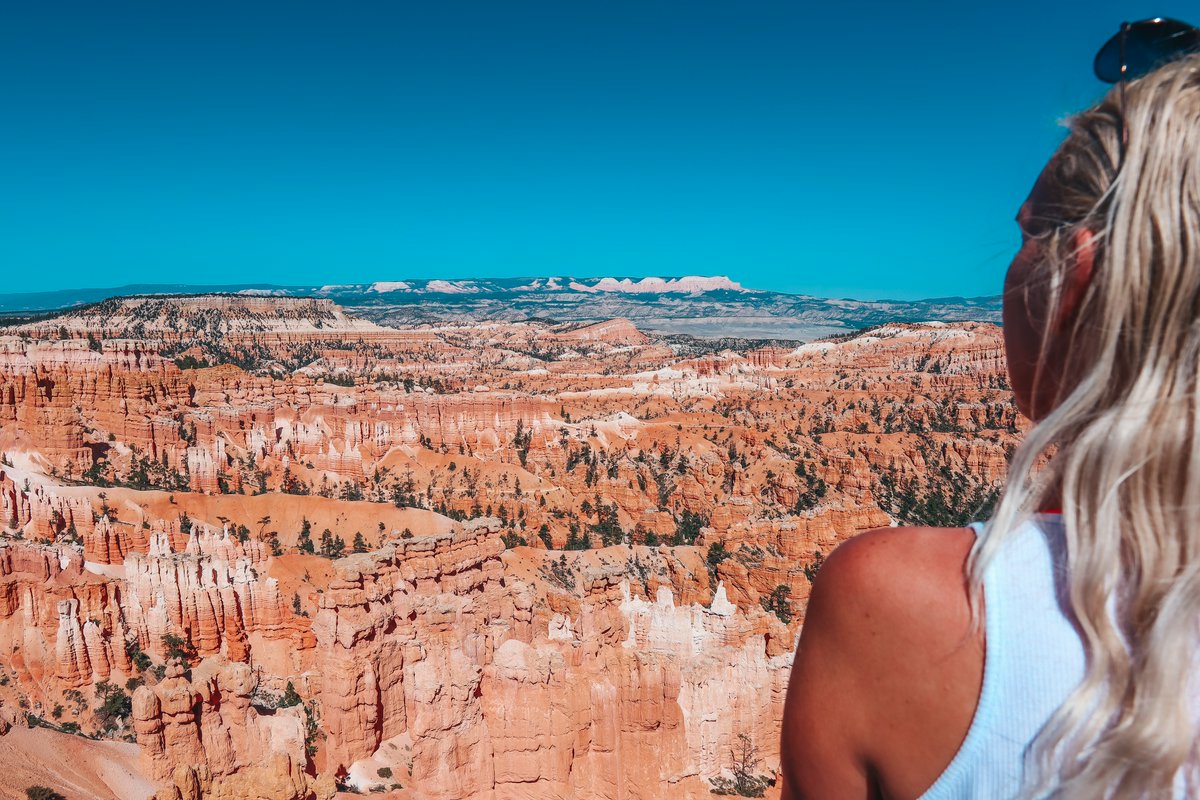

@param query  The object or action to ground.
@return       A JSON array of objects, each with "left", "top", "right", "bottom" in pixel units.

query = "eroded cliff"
[{"left": 0, "top": 298, "right": 1017, "bottom": 799}]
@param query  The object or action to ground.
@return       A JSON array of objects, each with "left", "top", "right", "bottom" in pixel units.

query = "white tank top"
[{"left": 919, "top": 515, "right": 1084, "bottom": 799}]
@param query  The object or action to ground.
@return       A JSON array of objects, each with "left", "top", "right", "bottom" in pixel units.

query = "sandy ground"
[
  {"left": 81, "top": 485, "right": 457, "bottom": 549},
  {"left": 0, "top": 726, "right": 155, "bottom": 800}
]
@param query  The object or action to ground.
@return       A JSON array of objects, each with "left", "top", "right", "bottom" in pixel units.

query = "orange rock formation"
[{"left": 0, "top": 298, "right": 1018, "bottom": 798}]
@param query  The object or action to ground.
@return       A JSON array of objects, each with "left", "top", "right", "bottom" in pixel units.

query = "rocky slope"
[{"left": 0, "top": 296, "right": 1017, "bottom": 799}]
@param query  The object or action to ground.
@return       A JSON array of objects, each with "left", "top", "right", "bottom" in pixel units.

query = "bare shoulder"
[
  {"left": 780, "top": 526, "right": 982, "bottom": 800},
  {"left": 818, "top": 524, "right": 977, "bottom": 616},
  {"left": 796, "top": 525, "right": 978, "bottom": 670}
]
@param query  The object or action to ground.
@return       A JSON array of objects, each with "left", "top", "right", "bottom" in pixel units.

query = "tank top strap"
[{"left": 919, "top": 515, "right": 1084, "bottom": 799}]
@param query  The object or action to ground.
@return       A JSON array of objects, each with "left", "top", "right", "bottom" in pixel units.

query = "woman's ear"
[{"left": 1056, "top": 227, "right": 1096, "bottom": 331}]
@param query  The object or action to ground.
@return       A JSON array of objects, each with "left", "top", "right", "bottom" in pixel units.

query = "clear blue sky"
[{"left": 0, "top": 1, "right": 1190, "bottom": 299}]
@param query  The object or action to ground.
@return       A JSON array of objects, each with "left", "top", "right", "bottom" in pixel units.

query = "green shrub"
[
  {"left": 279, "top": 681, "right": 302, "bottom": 708},
  {"left": 706, "top": 541, "right": 730, "bottom": 569},
  {"left": 671, "top": 510, "right": 708, "bottom": 546},
  {"left": 760, "top": 585, "right": 793, "bottom": 624},
  {"left": 162, "top": 633, "right": 196, "bottom": 663},
  {"left": 27, "top": 788, "right": 66, "bottom": 800}
]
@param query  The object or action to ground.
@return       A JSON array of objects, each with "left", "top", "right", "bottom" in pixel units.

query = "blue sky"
[{"left": 0, "top": 2, "right": 1190, "bottom": 299}]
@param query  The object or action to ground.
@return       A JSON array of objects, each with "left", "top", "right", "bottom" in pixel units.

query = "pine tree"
[
  {"left": 279, "top": 681, "right": 302, "bottom": 708},
  {"left": 297, "top": 518, "right": 315, "bottom": 554}
]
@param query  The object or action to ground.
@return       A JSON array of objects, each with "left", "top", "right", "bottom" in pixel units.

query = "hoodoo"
[{"left": 0, "top": 297, "right": 1014, "bottom": 798}]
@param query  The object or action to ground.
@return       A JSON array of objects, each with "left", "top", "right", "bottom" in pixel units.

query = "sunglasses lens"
[{"left": 1095, "top": 18, "right": 1200, "bottom": 83}]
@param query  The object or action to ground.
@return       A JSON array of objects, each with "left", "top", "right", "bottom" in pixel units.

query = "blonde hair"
[{"left": 973, "top": 55, "right": 1200, "bottom": 798}]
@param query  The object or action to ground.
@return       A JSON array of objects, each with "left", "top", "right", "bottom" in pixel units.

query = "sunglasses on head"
[{"left": 1094, "top": 17, "right": 1200, "bottom": 83}]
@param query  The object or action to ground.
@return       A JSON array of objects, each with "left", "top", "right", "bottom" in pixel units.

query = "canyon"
[{"left": 0, "top": 295, "right": 1017, "bottom": 799}]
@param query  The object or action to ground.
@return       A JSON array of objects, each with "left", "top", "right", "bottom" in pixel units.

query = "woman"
[{"left": 780, "top": 52, "right": 1200, "bottom": 798}]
